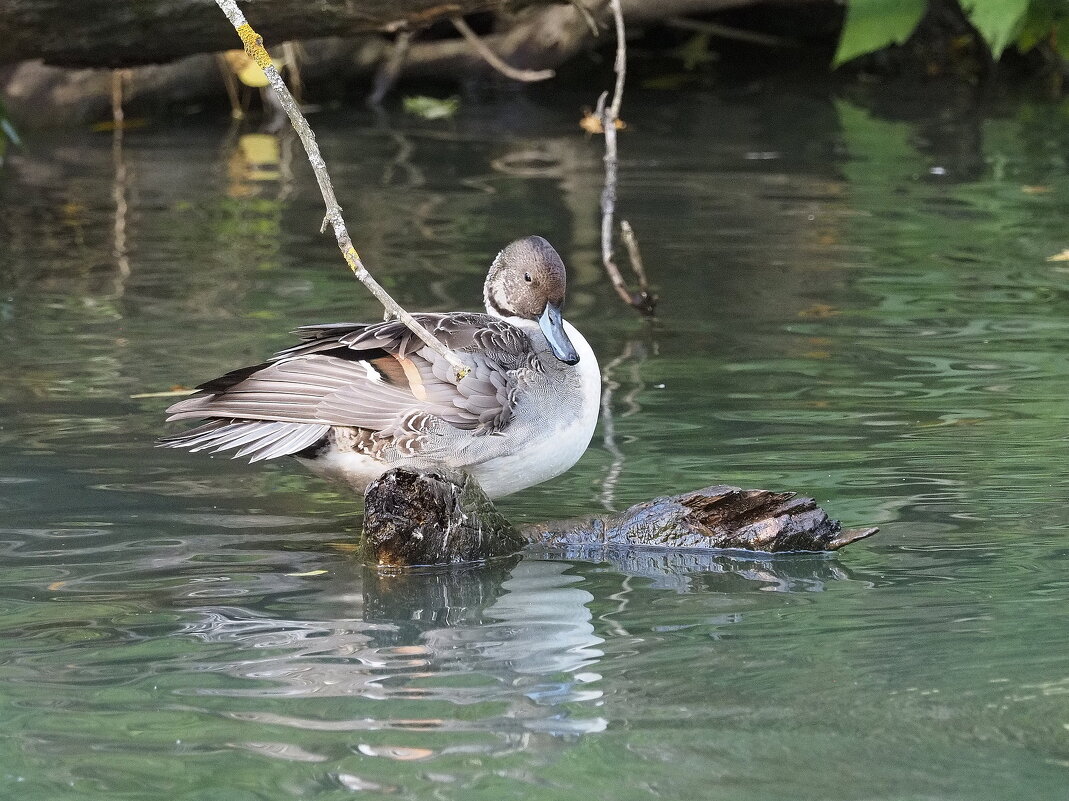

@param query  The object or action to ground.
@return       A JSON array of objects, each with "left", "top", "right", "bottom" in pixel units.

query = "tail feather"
[{"left": 157, "top": 419, "right": 330, "bottom": 463}]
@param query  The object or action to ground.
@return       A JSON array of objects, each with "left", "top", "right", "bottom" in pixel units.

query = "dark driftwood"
[
  {"left": 362, "top": 468, "right": 527, "bottom": 568},
  {"left": 527, "top": 485, "right": 877, "bottom": 552},
  {"left": 361, "top": 467, "right": 877, "bottom": 567}
]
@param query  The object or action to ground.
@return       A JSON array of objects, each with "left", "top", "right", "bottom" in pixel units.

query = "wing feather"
[
  {"left": 162, "top": 313, "right": 536, "bottom": 454},
  {"left": 158, "top": 420, "right": 331, "bottom": 461}
]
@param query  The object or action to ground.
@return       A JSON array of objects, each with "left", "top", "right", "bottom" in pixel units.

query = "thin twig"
[
  {"left": 213, "top": 0, "right": 469, "bottom": 379},
  {"left": 597, "top": 0, "right": 655, "bottom": 315},
  {"left": 569, "top": 0, "right": 601, "bottom": 38},
  {"left": 450, "top": 15, "right": 555, "bottom": 82},
  {"left": 666, "top": 16, "right": 792, "bottom": 48},
  {"left": 607, "top": 0, "right": 626, "bottom": 119},
  {"left": 620, "top": 219, "right": 651, "bottom": 295}
]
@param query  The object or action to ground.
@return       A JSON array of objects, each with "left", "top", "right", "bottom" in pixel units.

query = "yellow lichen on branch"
[
  {"left": 342, "top": 246, "right": 364, "bottom": 275},
  {"left": 235, "top": 23, "right": 273, "bottom": 71}
]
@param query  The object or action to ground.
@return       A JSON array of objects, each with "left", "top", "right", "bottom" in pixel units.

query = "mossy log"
[{"left": 362, "top": 467, "right": 877, "bottom": 567}]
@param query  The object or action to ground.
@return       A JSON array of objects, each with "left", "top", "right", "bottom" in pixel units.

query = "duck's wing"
[{"left": 159, "top": 313, "right": 536, "bottom": 461}]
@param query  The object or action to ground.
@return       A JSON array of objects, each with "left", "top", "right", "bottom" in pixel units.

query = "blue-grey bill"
[{"left": 538, "top": 302, "right": 580, "bottom": 365}]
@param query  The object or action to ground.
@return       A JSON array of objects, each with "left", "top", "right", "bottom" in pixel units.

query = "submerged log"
[{"left": 361, "top": 467, "right": 877, "bottom": 567}]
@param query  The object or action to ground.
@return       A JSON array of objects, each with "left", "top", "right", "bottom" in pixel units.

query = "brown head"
[{"left": 483, "top": 236, "right": 579, "bottom": 364}]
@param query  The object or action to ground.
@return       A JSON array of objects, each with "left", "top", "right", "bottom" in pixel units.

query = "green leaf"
[
  {"left": 1015, "top": 3, "right": 1054, "bottom": 52},
  {"left": 402, "top": 95, "right": 459, "bottom": 121},
  {"left": 834, "top": 0, "right": 927, "bottom": 66},
  {"left": 962, "top": 0, "right": 1032, "bottom": 57}
]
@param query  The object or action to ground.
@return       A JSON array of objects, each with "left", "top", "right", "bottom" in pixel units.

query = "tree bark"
[
  {"left": 1, "top": 2, "right": 599, "bottom": 126},
  {"left": 362, "top": 468, "right": 528, "bottom": 568},
  {"left": 0, "top": 0, "right": 521, "bottom": 67},
  {"left": 361, "top": 467, "right": 877, "bottom": 567},
  {"left": 0, "top": 0, "right": 839, "bottom": 69}
]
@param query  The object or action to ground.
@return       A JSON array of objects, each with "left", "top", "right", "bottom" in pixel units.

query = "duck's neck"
[{"left": 484, "top": 297, "right": 539, "bottom": 333}]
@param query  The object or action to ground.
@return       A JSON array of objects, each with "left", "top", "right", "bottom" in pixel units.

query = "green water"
[{"left": 1, "top": 87, "right": 1068, "bottom": 800}]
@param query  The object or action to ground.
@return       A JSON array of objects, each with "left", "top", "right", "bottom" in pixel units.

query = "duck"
[{"left": 159, "top": 235, "right": 601, "bottom": 498}]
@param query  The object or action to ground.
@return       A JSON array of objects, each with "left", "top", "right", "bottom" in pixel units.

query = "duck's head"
[{"left": 483, "top": 235, "right": 580, "bottom": 365}]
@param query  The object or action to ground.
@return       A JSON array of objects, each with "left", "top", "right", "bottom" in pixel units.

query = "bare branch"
[
  {"left": 569, "top": 0, "right": 601, "bottom": 38},
  {"left": 596, "top": 0, "right": 656, "bottom": 315},
  {"left": 607, "top": 0, "right": 626, "bottom": 119},
  {"left": 666, "top": 16, "right": 792, "bottom": 48},
  {"left": 597, "top": 92, "right": 633, "bottom": 307},
  {"left": 450, "top": 15, "right": 556, "bottom": 82},
  {"left": 213, "top": 0, "right": 470, "bottom": 379}
]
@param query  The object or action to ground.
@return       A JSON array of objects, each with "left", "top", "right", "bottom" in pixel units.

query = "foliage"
[
  {"left": 834, "top": 0, "right": 928, "bottom": 66},
  {"left": 834, "top": 0, "right": 1069, "bottom": 65},
  {"left": 402, "top": 95, "right": 460, "bottom": 120}
]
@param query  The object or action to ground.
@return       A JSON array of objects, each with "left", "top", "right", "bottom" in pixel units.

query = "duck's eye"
[{"left": 523, "top": 272, "right": 533, "bottom": 283}]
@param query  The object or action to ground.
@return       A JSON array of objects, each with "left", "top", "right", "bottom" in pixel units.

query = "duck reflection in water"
[{"left": 178, "top": 551, "right": 864, "bottom": 745}]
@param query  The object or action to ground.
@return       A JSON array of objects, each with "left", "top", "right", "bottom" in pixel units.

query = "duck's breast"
[{"left": 472, "top": 320, "right": 600, "bottom": 497}]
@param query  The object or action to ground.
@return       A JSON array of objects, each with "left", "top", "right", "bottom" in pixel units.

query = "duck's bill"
[{"left": 538, "top": 302, "right": 580, "bottom": 365}]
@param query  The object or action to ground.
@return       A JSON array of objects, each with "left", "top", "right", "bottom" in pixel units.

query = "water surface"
[{"left": 1, "top": 86, "right": 1068, "bottom": 799}]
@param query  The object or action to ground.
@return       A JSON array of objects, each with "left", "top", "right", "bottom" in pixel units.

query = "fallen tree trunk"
[
  {"left": 1, "top": 3, "right": 599, "bottom": 126},
  {"left": 0, "top": 0, "right": 525, "bottom": 67},
  {"left": 0, "top": 0, "right": 802, "bottom": 68},
  {"left": 362, "top": 467, "right": 877, "bottom": 567}
]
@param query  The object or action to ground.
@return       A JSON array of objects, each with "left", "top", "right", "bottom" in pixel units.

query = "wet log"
[
  {"left": 526, "top": 485, "right": 878, "bottom": 552},
  {"left": 0, "top": 0, "right": 812, "bottom": 69},
  {"left": 0, "top": 0, "right": 527, "bottom": 68},
  {"left": 1, "top": 3, "right": 598, "bottom": 126},
  {"left": 361, "top": 467, "right": 877, "bottom": 567},
  {"left": 362, "top": 467, "right": 527, "bottom": 568}
]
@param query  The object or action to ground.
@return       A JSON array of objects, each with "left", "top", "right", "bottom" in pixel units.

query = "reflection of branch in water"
[
  {"left": 367, "top": 31, "right": 413, "bottom": 107},
  {"left": 378, "top": 122, "right": 424, "bottom": 189},
  {"left": 280, "top": 42, "right": 302, "bottom": 105},
  {"left": 110, "top": 69, "right": 131, "bottom": 298},
  {"left": 598, "top": 340, "right": 650, "bottom": 511},
  {"left": 277, "top": 127, "right": 296, "bottom": 203},
  {"left": 600, "top": 574, "right": 633, "bottom": 637}
]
